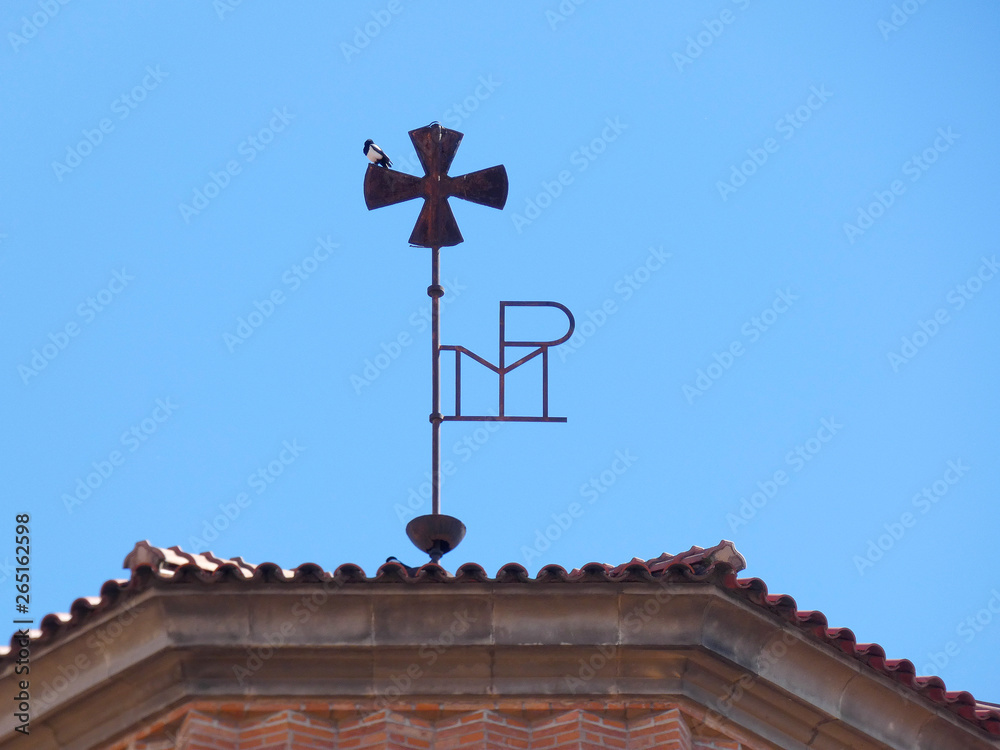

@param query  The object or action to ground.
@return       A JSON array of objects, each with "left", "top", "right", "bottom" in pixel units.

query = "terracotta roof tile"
[{"left": 2, "top": 538, "right": 998, "bottom": 738}]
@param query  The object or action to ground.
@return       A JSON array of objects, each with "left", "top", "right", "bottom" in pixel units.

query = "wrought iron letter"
[{"left": 441, "top": 301, "right": 575, "bottom": 423}]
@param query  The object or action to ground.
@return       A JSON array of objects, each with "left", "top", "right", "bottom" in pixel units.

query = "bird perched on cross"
[{"left": 363, "top": 139, "right": 392, "bottom": 169}]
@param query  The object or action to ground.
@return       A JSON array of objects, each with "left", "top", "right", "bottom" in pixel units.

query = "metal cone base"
[{"left": 406, "top": 514, "right": 466, "bottom": 563}]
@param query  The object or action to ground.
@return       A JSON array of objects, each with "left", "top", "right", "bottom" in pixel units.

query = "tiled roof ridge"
[{"left": 1, "top": 539, "right": 997, "bottom": 738}]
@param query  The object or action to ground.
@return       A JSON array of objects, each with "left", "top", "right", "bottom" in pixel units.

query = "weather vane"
[{"left": 364, "top": 123, "right": 575, "bottom": 563}]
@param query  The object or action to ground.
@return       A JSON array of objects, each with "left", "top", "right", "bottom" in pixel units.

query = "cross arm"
[
  {"left": 363, "top": 165, "right": 423, "bottom": 210},
  {"left": 410, "top": 124, "right": 463, "bottom": 177},
  {"left": 449, "top": 165, "right": 508, "bottom": 210}
]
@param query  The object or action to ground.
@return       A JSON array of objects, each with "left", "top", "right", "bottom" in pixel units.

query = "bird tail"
[{"left": 380, "top": 155, "right": 393, "bottom": 169}]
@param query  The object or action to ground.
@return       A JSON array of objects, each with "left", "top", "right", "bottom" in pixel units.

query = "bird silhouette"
[{"left": 385, "top": 556, "right": 419, "bottom": 575}]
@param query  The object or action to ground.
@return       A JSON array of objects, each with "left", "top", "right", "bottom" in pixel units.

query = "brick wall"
[{"left": 109, "top": 702, "right": 751, "bottom": 750}]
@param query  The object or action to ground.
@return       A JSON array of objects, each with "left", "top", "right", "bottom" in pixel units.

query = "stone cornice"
[{"left": 2, "top": 579, "right": 997, "bottom": 750}]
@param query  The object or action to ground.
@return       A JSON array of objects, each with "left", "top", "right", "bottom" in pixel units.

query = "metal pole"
[{"left": 430, "top": 246, "right": 442, "bottom": 516}]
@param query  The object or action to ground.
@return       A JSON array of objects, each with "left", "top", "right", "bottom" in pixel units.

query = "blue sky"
[{"left": 2, "top": 1, "right": 999, "bottom": 702}]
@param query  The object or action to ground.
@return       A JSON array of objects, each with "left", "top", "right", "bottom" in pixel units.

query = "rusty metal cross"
[{"left": 363, "top": 123, "right": 508, "bottom": 247}]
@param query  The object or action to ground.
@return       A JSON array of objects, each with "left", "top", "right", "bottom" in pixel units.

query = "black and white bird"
[{"left": 363, "top": 139, "right": 392, "bottom": 169}]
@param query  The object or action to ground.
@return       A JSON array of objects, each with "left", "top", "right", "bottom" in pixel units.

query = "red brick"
[{"left": 94, "top": 697, "right": 742, "bottom": 750}]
